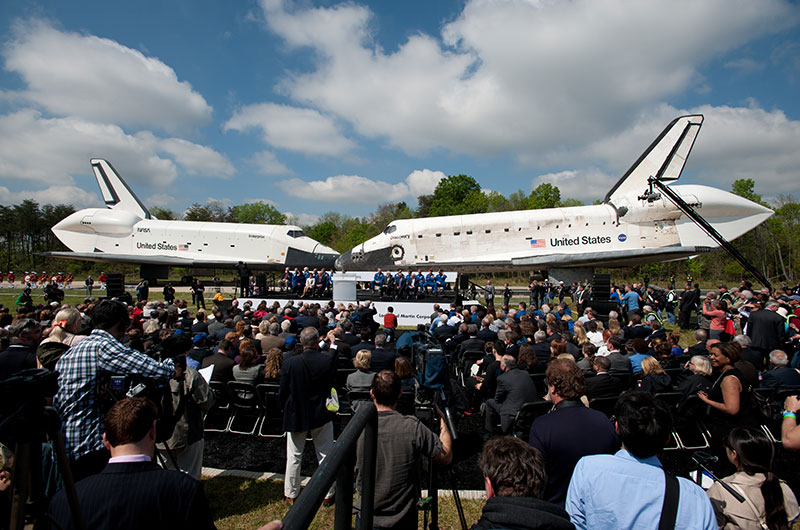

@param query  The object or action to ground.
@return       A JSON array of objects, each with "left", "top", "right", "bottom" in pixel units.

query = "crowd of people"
[{"left": 1, "top": 274, "right": 800, "bottom": 529}]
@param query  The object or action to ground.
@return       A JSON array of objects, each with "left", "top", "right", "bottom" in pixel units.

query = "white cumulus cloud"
[
  {"left": 277, "top": 168, "right": 446, "bottom": 204},
  {"left": 3, "top": 20, "right": 212, "bottom": 131},
  {"left": 259, "top": 0, "right": 797, "bottom": 163},
  {"left": 224, "top": 103, "right": 356, "bottom": 157}
]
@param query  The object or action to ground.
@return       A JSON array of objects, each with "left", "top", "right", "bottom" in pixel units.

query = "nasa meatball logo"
[{"left": 618, "top": 233, "right": 627, "bottom": 242}]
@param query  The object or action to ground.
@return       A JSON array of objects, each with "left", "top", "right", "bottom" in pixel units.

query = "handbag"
[
  {"left": 302, "top": 354, "right": 339, "bottom": 413},
  {"left": 724, "top": 317, "right": 736, "bottom": 336}
]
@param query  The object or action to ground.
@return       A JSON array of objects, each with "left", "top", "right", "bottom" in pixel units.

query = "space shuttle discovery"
[
  {"left": 46, "top": 159, "right": 339, "bottom": 272},
  {"left": 335, "top": 115, "right": 773, "bottom": 278}
]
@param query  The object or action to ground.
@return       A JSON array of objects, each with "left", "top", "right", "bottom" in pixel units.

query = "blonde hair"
[
  {"left": 353, "top": 349, "right": 372, "bottom": 371},
  {"left": 573, "top": 325, "right": 588, "bottom": 346},
  {"left": 690, "top": 355, "right": 712, "bottom": 376},
  {"left": 641, "top": 356, "right": 665, "bottom": 375}
]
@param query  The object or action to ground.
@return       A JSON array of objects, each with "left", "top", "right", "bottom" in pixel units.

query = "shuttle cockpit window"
[
  {"left": 383, "top": 224, "right": 397, "bottom": 235},
  {"left": 287, "top": 229, "right": 305, "bottom": 238}
]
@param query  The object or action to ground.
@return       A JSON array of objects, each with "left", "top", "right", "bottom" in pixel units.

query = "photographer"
[
  {"left": 355, "top": 370, "right": 452, "bottom": 530},
  {"left": 54, "top": 300, "right": 175, "bottom": 481},
  {"left": 158, "top": 334, "right": 214, "bottom": 480}
]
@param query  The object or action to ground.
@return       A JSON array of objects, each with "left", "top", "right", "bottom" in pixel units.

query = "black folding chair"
[
  {"left": 256, "top": 383, "right": 284, "bottom": 438},
  {"left": 511, "top": 401, "right": 553, "bottom": 442},
  {"left": 204, "top": 380, "right": 232, "bottom": 433},
  {"left": 654, "top": 392, "right": 684, "bottom": 451},
  {"left": 226, "top": 381, "right": 263, "bottom": 435},
  {"left": 589, "top": 396, "right": 620, "bottom": 418}
]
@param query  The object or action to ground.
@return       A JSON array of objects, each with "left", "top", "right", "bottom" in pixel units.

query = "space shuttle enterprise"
[
  {"left": 45, "top": 159, "right": 339, "bottom": 277},
  {"left": 335, "top": 115, "right": 773, "bottom": 282}
]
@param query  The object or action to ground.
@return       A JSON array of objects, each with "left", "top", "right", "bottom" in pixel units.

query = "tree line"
[{"left": 1, "top": 175, "right": 796, "bottom": 284}]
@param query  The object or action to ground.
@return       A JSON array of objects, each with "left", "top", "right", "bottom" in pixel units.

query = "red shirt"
[{"left": 384, "top": 313, "right": 398, "bottom": 329}]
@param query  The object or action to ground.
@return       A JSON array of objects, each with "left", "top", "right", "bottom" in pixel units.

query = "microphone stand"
[{"left": 691, "top": 451, "right": 745, "bottom": 503}]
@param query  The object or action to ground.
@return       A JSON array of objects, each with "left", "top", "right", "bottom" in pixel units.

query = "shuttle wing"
[
  {"left": 91, "top": 159, "right": 151, "bottom": 219},
  {"left": 38, "top": 251, "right": 288, "bottom": 270}
]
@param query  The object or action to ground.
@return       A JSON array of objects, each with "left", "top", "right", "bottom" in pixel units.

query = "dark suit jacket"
[
  {"left": 494, "top": 368, "right": 539, "bottom": 423},
  {"left": 48, "top": 461, "right": 215, "bottom": 530},
  {"left": 476, "top": 328, "right": 498, "bottom": 343},
  {"left": 747, "top": 309, "right": 786, "bottom": 351},
  {"left": 370, "top": 347, "right": 398, "bottom": 372},
  {"left": 533, "top": 342, "right": 552, "bottom": 363},
  {"left": 606, "top": 351, "right": 632, "bottom": 374},
  {"left": 201, "top": 352, "right": 235, "bottom": 382},
  {"left": 459, "top": 337, "right": 486, "bottom": 357},
  {"left": 279, "top": 349, "right": 335, "bottom": 432},
  {"left": 761, "top": 366, "right": 800, "bottom": 389},
  {"left": 584, "top": 373, "right": 623, "bottom": 399},
  {"left": 341, "top": 332, "right": 361, "bottom": 347}
]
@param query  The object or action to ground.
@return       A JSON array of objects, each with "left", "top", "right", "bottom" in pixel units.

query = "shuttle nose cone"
[{"left": 335, "top": 250, "right": 351, "bottom": 271}]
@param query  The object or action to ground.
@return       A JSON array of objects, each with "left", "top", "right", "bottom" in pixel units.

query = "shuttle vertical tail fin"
[
  {"left": 604, "top": 115, "right": 703, "bottom": 204},
  {"left": 90, "top": 159, "right": 151, "bottom": 220}
]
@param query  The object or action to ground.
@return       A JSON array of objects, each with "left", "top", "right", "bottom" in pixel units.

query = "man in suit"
[
  {"left": 48, "top": 397, "right": 214, "bottom": 530},
  {"left": 201, "top": 338, "right": 235, "bottom": 382},
  {"left": 747, "top": 301, "right": 787, "bottom": 356},
  {"left": 532, "top": 331, "right": 552, "bottom": 364},
  {"left": 476, "top": 317, "right": 498, "bottom": 343},
  {"left": 279, "top": 327, "right": 336, "bottom": 505},
  {"left": 339, "top": 320, "right": 361, "bottom": 347},
  {"left": 529, "top": 359, "right": 619, "bottom": 506},
  {"left": 584, "top": 356, "right": 623, "bottom": 400},
  {"left": 458, "top": 324, "right": 486, "bottom": 364},
  {"left": 761, "top": 350, "right": 800, "bottom": 389},
  {"left": 370, "top": 333, "right": 397, "bottom": 372},
  {"left": 604, "top": 336, "right": 632, "bottom": 376},
  {"left": 685, "top": 329, "right": 709, "bottom": 357},
  {"left": 484, "top": 355, "right": 538, "bottom": 438}
]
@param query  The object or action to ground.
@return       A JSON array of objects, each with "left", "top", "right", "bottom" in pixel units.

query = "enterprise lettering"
[{"left": 550, "top": 235, "right": 612, "bottom": 247}]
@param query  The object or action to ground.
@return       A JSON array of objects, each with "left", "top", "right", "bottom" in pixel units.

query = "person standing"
[
  {"left": 192, "top": 279, "right": 206, "bottom": 310},
  {"left": 279, "top": 327, "right": 336, "bottom": 505},
  {"left": 85, "top": 275, "right": 94, "bottom": 297},
  {"left": 485, "top": 280, "right": 496, "bottom": 312},
  {"left": 503, "top": 283, "right": 512, "bottom": 310}
]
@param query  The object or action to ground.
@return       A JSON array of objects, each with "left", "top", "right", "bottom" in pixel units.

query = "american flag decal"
[
  {"left": 178, "top": 244, "right": 189, "bottom": 251},
  {"left": 530, "top": 239, "right": 546, "bottom": 248}
]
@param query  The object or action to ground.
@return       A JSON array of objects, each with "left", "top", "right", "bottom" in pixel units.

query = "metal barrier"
[{"left": 282, "top": 403, "right": 378, "bottom": 530}]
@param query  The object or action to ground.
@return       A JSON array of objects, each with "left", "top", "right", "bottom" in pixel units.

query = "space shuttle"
[
  {"left": 45, "top": 159, "right": 339, "bottom": 277},
  {"left": 335, "top": 115, "right": 773, "bottom": 282}
]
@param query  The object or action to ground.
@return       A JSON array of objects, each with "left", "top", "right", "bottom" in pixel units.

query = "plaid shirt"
[{"left": 54, "top": 329, "right": 174, "bottom": 460}]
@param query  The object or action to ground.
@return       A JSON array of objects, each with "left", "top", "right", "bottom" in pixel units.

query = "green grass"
[{"left": 204, "top": 475, "right": 485, "bottom": 530}]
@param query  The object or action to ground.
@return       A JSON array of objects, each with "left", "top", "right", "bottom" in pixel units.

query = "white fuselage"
[
  {"left": 336, "top": 184, "right": 773, "bottom": 272},
  {"left": 52, "top": 210, "right": 338, "bottom": 269}
]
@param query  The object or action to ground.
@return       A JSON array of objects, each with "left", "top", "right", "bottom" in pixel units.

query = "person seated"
[
  {"left": 584, "top": 356, "right": 623, "bottom": 400},
  {"left": 470, "top": 436, "right": 574, "bottom": 530},
  {"left": 370, "top": 333, "right": 397, "bottom": 372},
  {"left": 707, "top": 426, "right": 799, "bottom": 529},
  {"left": 685, "top": 329, "right": 709, "bottom": 356},
  {"left": 576, "top": 343, "right": 595, "bottom": 375},
  {"left": 529, "top": 359, "right": 619, "bottom": 506},
  {"left": 565, "top": 392, "right": 716, "bottom": 529},
  {"left": 233, "top": 341, "right": 264, "bottom": 391},
  {"left": 625, "top": 338, "right": 651, "bottom": 374},
  {"left": 636, "top": 356, "right": 673, "bottom": 394},
  {"left": 518, "top": 343, "right": 546, "bottom": 375},
  {"left": 346, "top": 349, "right": 374, "bottom": 393},
  {"left": 48, "top": 397, "right": 215, "bottom": 530},
  {"left": 761, "top": 349, "right": 800, "bottom": 389},
  {"left": 263, "top": 347, "right": 283, "bottom": 384},
  {"left": 483, "top": 355, "right": 539, "bottom": 438},
  {"left": 394, "top": 356, "right": 417, "bottom": 394},
  {"left": 676, "top": 355, "right": 712, "bottom": 401}
]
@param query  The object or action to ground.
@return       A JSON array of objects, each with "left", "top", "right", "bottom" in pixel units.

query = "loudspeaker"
[
  {"left": 459, "top": 275, "right": 470, "bottom": 290},
  {"left": 106, "top": 273, "right": 125, "bottom": 298},
  {"left": 586, "top": 299, "right": 621, "bottom": 326},
  {"left": 591, "top": 273, "right": 611, "bottom": 300},
  {"left": 256, "top": 274, "right": 267, "bottom": 292}
]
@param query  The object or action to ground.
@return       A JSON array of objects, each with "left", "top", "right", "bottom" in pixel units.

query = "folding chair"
[
  {"left": 654, "top": 392, "right": 684, "bottom": 451},
  {"left": 204, "top": 380, "right": 232, "bottom": 433},
  {"left": 256, "top": 383, "right": 284, "bottom": 438},
  {"left": 511, "top": 401, "right": 553, "bottom": 442},
  {"left": 588, "top": 396, "right": 619, "bottom": 418},
  {"left": 226, "top": 381, "right": 263, "bottom": 435}
]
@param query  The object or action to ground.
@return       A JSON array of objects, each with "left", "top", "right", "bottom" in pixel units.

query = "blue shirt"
[
  {"left": 621, "top": 291, "right": 641, "bottom": 311},
  {"left": 628, "top": 353, "right": 651, "bottom": 373},
  {"left": 565, "top": 449, "right": 716, "bottom": 530}
]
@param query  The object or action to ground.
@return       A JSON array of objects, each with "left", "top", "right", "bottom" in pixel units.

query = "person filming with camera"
[{"left": 54, "top": 300, "right": 175, "bottom": 481}]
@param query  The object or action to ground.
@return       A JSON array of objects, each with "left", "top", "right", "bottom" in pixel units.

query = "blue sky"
[{"left": 1, "top": 0, "right": 799, "bottom": 226}]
